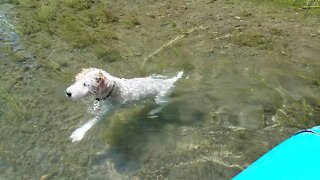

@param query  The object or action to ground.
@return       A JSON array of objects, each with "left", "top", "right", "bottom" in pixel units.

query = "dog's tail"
[
  {"left": 176, "top": 71, "right": 184, "bottom": 79},
  {"left": 169, "top": 71, "right": 184, "bottom": 83}
]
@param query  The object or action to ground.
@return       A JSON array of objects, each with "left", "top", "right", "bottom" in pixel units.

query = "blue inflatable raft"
[{"left": 234, "top": 126, "right": 320, "bottom": 180}]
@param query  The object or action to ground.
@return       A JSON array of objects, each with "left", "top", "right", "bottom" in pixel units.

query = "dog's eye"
[
  {"left": 95, "top": 77, "right": 102, "bottom": 83},
  {"left": 83, "top": 82, "right": 89, "bottom": 87}
]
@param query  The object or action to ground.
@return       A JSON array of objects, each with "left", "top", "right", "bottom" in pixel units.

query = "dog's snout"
[{"left": 66, "top": 91, "right": 72, "bottom": 97}]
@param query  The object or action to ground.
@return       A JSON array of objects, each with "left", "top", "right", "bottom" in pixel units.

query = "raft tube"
[{"left": 233, "top": 126, "right": 320, "bottom": 180}]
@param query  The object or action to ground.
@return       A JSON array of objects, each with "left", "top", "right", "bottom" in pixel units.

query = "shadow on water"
[{"left": 91, "top": 92, "right": 209, "bottom": 174}]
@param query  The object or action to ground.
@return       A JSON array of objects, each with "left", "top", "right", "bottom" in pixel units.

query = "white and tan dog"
[{"left": 66, "top": 68, "right": 183, "bottom": 142}]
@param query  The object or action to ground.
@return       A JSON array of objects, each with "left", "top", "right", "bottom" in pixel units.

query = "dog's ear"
[
  {"left": 96, "top": 72, "right": 108, "bottom": 93},
  {"left": 95, "top": 72, "right": 105, "bottom": 83}
]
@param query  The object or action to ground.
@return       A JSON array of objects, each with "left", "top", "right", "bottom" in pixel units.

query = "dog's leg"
[
  {"left": 70, "top": 105, "right": 116, "bottom": 142},
  {"left": 148, "top": 95, "right": 170, "bottom": 118},
  {"left": 70, "top": 101, "right": 102, "bottom": 142},
  {"left": 69, "top": 116, "right": 100, "bottom": 142}
]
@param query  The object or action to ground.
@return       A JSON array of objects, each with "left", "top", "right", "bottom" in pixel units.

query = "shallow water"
[{"left": 0, "top": 1, "right": 320, "bottom": 179}]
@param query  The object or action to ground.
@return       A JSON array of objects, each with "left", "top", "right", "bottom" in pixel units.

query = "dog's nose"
[{"left": 66, "top": 91, "right": 72, "bottom": 97}]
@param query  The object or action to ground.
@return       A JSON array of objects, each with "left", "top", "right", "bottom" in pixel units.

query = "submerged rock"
[{"left": 20, "top": 123, "right": 33, "bottom": 134}]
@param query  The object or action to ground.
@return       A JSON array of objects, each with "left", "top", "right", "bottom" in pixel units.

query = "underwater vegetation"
[
  {"left": 249, "top": 0, "right": 320, "bottom": 7},
  {"left": 3, "top": 0, "right": 318, "bottom": 69},
  {"left": 6, "top": 0, "right": 318, "bottom": 47},
  {"left": 11, "top": 0, "right": 118, "bottom": 47},
  {"left": 1, "top": 0, "right": 131, "bottom": 75},
  {"left": 3, "top": 0, "right": 123, "bottom": 72}
]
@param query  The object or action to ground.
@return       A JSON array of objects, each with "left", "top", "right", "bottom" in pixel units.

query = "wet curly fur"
[{"left": 66, "top": 68, "right": 183, "bottom": 142}]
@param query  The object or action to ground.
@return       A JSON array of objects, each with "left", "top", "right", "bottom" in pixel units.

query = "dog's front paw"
[{"left": 69, "top": 128, "right": 86, "bottom": 142}]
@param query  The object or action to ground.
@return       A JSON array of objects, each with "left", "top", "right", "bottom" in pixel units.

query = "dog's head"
[{"left": 65, "top": 68, "right": 108, "bottom": 100}]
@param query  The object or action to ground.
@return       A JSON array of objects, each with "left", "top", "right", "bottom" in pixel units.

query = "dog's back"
[{"left": 115, "top": 71, "right": 183, "bottom": 104}]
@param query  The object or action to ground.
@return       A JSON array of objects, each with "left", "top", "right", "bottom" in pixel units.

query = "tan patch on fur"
[
  {"left": 96, "top": 71, "right": 108, "bottom": 93},
  {"left": 75, "top": 68, "right": 96, "bottom": 81}
]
